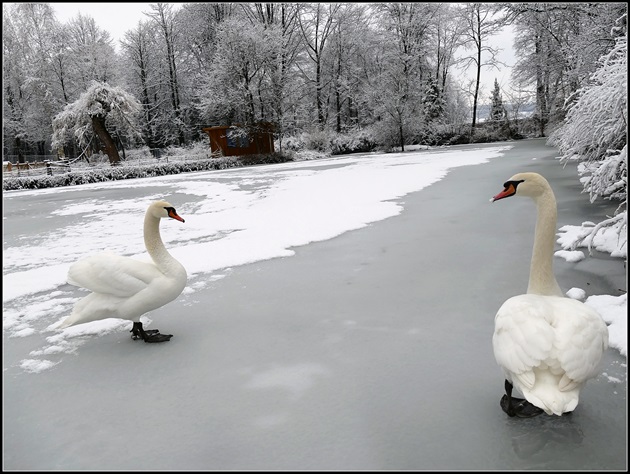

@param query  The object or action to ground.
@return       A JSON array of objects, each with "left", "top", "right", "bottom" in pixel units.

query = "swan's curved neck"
[
  {"left": 144, "top": 212, "right": 179, "bottom": 275},
  {"left": 528, "top": 189, "right": 563, "bottom": 296}
]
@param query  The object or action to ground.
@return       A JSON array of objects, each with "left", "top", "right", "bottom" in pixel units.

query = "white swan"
[
  {"left": 491, "top": 172, "right": 609, "bottom": 417},
  {"left": 58, "top": 200, "right": 188, "bottom": 343}
]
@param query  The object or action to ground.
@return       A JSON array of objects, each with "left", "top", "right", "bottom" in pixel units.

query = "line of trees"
[{"left": 2, "top": 3, "right": 626, "bottom": 159}]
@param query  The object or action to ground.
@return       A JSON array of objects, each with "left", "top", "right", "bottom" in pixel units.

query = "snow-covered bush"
[
  {"left": 161, "top": 141, "right": 213, "bottom": 160},
  {"left": 329, "top": 129, "right": 377, "bottom": 155},
  {"left": 280, "top": 135, "right": 306, "bottom": 152},
  {"left": 549, "top": 28, "right": 628, "bottom": 200},
  {"left": 124, "top": 146, "right": 154, "bottom": 161},
  {"left": 548, "top": 16, "right": 627, "bottom": 257},
  {"left": 281, "top": 129, "right": 377, "bottom": 156},
  {"left": 292, "top": 149, "right": 329, "bottom": 161},
  {"left": 300, "top": 129, "right": 331, "bottom": 153}
]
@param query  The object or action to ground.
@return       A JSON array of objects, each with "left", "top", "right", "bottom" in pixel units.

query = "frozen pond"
[{"left": 3, "top": 139, "right": 626, "bottom": 470}]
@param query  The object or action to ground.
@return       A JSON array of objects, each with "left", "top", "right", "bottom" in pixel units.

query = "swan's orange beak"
[
  {"left": 168, "top": 208, "right": 185, "bottom": 223},
  {"left": 491, "top": 183, "right": 516, "bottom": 202}
]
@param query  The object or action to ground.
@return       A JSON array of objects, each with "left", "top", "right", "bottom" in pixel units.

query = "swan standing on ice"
[
  {"left": 491, "top": 172, "right": 608, "bottom": 417},
  {"left": 58, "top": 200, "right": 188, "bottom": 343}
]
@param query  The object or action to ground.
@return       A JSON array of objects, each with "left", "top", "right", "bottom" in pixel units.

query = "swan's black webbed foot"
[
  {"left": 131, "top": 328, "right": 159, "bottom": 337},
  {"left": 130, "top": 322, "right": 173, "bottom": 343},
  {"left": 501, "top": 380, "right": 544, "bottom": 418},
  {"left": 500, "top": 394, "right": 544, "bottom": 418},
  {"left": 142, "top": 332, "right": 173, "bottom": 343}
]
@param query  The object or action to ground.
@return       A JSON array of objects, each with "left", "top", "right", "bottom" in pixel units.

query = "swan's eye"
[{"left": 505, "top": 179, "right": 525, "bottom": 190}]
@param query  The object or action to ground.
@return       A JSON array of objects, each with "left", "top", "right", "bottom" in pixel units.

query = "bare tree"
[
  {"left": 457, "top": 3, "right": 504, "bottom": 134},
  {"left": 324, "top": 3, "right": 370, "bottom": 133},
  {"left": 146, "top": 3, "right": 184, "bottom": 145},
  {"left": 433, "top": 4, "right": 465, "bottom": 96},
  {"left": 297, "top": 3, "right": 341, "bottom": 129},
  {"left": 121, "top": 21, "right": 162, "bottom": 150},
  {"left": 241, "top": 3, "right": 302, "bottom": 147}
]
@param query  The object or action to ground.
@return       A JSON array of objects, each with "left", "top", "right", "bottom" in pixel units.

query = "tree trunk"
[
  {"left": 335, "top": 87, "right": 341, "bottom": 133},
  {"left": 471, "top": 46, "right": 481, "bottom": 136},
  {"left": 316, "top": 59, "right": 325, "bottom": 128},
  {"left": 91, "top": 115, "right": 121, "bottom": 165}
]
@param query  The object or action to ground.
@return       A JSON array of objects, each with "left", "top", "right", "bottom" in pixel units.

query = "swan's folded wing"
[
  {"left": 550, "top": 297, "right": 609, "bottom": 384},
  {"left": 68, "top": 252, "right": 163, "bottom": 297},
  {"left": 493, "top": 295, "right": 555, "bottom": 384}
]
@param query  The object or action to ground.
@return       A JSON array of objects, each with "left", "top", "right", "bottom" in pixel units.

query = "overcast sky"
[{"left": 50, "top": 2, "right": 164, "bottom": 48}]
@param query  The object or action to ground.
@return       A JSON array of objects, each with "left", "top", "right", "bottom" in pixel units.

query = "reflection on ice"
[{"left": 508, "top": 414, "right": 584, "bottom": 460}]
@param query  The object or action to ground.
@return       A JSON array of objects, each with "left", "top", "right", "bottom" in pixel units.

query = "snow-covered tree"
[
  {"left": 508, "top": 3, "right": 627, "bottom": 136},
  {"left": 2, "top": 3, "right": 67, "bottom": 157},
  {"left": 324, "top": 3, "right": 370, "bottom": 133},
  {"left": 422, "top": 76, "right": 445, "bottom": 122},
  {"left": 146, "top": 3, "right": 185, "bottom": 145},
  {"left": 548, "top": 14, "right": 627, "bottom": 254},
  {"left": 120, "top": 21, "right": 167, "bottom": 149},
  {"left": 488, "top": 78, "right": 506, "bottom": 123},
  {"left": 65, "top": 13, "right": 119, "bottom": 92},
  {"left": 432, "top": 4, "right": 465, "bottom": 97},
  {"left": 197, "top": 15, "right": 269, "bottom": 126},
  {"left": 241, "top": 3, "right": 303, "bottom": 146},
  {"left": 367, "top": 3, "right": 438, "bottom": 150},
  {"left": 51, "top": 81, "right": 142, "bottom": 165}
]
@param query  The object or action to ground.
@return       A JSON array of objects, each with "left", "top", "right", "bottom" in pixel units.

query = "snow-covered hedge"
[
  {"left": 281, "top": 129, "right": 378, "bottom": 155},
  {"left": 3, "top": 153, "right": 293, "bottom": 191}
]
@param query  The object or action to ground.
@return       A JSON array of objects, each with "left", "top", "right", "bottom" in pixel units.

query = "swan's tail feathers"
[
  {"left": 524, "top": 391, "right": 579, "bottom": 416},
  {"left": 517, "top": 370, "right": 581, "bottom": 416},
  {"left": 58, "top": 293, "right": 122, "bottom": 329},
  {"left": 57, "top": 317, "right": 72, "bottom": 330},
  {"left": 57, "top": 308, "right": 85, "bottom": 329}
]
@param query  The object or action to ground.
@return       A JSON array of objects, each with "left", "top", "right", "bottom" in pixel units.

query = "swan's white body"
[
  {"left": 59, "top": 200, "right": 187, "bottom": 329},
  {"left": 492, "top": 172, "right": 608, "bottom": 416}
]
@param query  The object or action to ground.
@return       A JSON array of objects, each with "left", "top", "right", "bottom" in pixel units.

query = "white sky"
[
  {"left": 3, "top": 145, "right": 626, "bottom": 374},
  {"left": 49, "top": 2, "right": 157, "bottom": 50}
]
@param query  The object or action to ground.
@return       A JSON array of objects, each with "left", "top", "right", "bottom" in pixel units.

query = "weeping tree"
[{"left": 51, "top": 81, "right": 142, "bottom": 165}]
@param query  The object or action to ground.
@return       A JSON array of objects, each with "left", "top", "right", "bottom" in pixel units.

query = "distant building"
[{"left": 202, "top": 123, "right": 274, "bottom": 156}]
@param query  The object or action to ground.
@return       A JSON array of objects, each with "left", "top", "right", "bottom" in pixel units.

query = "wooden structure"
[{"left": 202, "top": 123, "right": 275, "bottom": 157}]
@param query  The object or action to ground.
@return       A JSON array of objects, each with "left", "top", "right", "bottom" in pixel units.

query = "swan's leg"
[
  {"left": 130, "top": 324, "right": 159, "bottom": 339},
  {"left": 504, "top": 379, "right": 517, "bottom": 417},
  {"left": 130, "top": 322, "right": 173, "bottom": 343},
  {"left": 500, "top": 379, "right": 544, "bottom": 418},
  {"left": 130, "top": 322, "right": 143, "bottom": 340}
]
